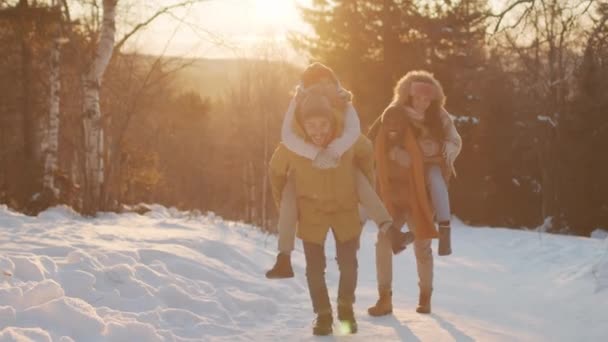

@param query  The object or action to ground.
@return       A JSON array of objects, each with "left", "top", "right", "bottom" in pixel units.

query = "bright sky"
[
  {"left": 124, "top": 0, "right": 312, "bottom": 63},
  {"left": 124, "top": 0, "right": 506, "bottom": 63}
]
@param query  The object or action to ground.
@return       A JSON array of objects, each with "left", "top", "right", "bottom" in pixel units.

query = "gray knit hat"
[{"left": 297, "top": 93, "right": 335, "bottom": 122}]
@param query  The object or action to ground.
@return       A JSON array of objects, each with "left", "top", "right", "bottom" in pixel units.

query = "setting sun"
[
  {"left": 125, "top": 0, "right": 311, "bottom": 59},
  {"left": 252, "top": 0, "right": 303, "bottom": 30},
  {"left": 254, "top": 0, "right": 288, "bottom": 20}
]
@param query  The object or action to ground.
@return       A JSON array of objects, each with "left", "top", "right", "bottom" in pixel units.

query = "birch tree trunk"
[
  {"left": 42, "top": 13, "right": 63, "bottom": 199},
  {"left": 82, "top": 0, "right": 117, "bottom": 214},
  {"left": 261, "top": 106, "right": 268, "bottom": 231},
  {"left": 17, "top": 1, "right": 36, "bottom": 205},
  {"left": 249, "top": 161, "right": 256, "bottom": 224}
]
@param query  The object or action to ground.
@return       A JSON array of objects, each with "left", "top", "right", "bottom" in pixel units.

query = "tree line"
[
  {"left": 0, "top": 0, "right": 607, "bottom": 236},
  {"left": 291, "top": 0, "right": 608, "bottom": 235}
]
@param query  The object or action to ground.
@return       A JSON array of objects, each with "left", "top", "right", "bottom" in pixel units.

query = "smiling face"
[
  {"left": 303, "top": 116, "right": 333, "bottom": 147},
  {"left": 409, "top": 81, "right": 437, "bottom": 115},
  {"left": 411, "top": 94, "right": 432, "bottom": 114}
]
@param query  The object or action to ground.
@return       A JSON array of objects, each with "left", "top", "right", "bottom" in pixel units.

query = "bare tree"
[
  {"left": 0, "top": 0, "right": 65, "bottom": 209},
  {"left": 41, "top": 2, "right": 69, "bottom": 201},
  {"left": 73, "top": 0, "right": 213, "bottom": 213},
  {"left": 492, "top": 0, "right": 598, "bottom": 229},
  {"left": 81, "top": 0, "right": 117, "bottom": 214},
  {"left": 222, "top": 40, "right": 296, "bottom": 229}
]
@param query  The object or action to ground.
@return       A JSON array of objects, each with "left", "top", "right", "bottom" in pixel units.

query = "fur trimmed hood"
[{"left": 392, "top": 70, "right": 446, "bottom": 107}]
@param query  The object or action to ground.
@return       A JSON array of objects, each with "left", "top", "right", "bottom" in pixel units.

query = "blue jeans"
[{"left": 426, "top": 164, "right": 451, "bottom": 222}]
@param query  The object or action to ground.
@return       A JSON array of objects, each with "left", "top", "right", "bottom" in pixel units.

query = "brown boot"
[
  {"left": 416, "top": 288, "right": 432, "bottom": 314},
  {"left": 265, "top": 253, "right": 294, "bottom": 279},
  {"left": 389, "top": 224, "right": 415, "bottom": 255},
  {"left": 367, "top": 290, "right": 392, "bottom": 316},
  {"left": 312, "top": 312, "right": 333, "bottom": 336},
  {"left": 438, "top": 222, "right": 452, "bottom": 256},
  {"left": 337, "top": 305, "right": 357, "bottom": 334}
]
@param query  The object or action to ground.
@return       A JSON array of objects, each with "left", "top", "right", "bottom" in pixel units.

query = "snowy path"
[{"left": 1, "top": 205, "right": 607, "bottom": 341}]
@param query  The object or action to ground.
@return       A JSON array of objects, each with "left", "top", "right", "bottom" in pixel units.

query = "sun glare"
[{"left": 253, "top": 0, "right": 295, "bottom": 27}]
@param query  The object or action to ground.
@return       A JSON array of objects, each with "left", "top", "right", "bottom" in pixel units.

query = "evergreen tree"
[
  {"left": 291, "top": 0, "right": 422, "bottom": 122},
  {"left": 564, "top": 4, "right": 608, "bottom": 234}
]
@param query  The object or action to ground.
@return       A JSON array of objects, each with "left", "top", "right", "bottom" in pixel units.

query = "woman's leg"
[
  {"left": 414, "top": 238, "right": 434, "bottom": 313},
  {"left": 375, "top": 230, "right": 393, "bottom": 294},
  {"left": 426, "top": 164, "right": 450, "bottom": 222},
  {"left": 367, "top": 218, "right": 393, "bottom": 316},
  {"left": 266, "top": 173, "right": 297, "bottom": 279},
  {"left": 414, "top": 239, "right": 434, "bottom": 291},
  {"left": 426, "top": 164, "right": 452, "bottom": 255},
  {"left": 356, "top": 171, "right": 413, "bottom": 254},
  {"left": 355, "top": 171, "right": 392, "bottom": 231},
  {"left": 368, "top": 209, "right": 409, "bottom": 317},
  {"left": 277, "top": 173, "right": 297, "bottom": 254}
]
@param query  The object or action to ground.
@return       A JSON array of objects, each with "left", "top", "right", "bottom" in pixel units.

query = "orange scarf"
[{"left": 374, "top": 124, "right": 438, "bottom": 239}]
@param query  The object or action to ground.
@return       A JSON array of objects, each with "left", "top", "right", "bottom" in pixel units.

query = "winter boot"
[
  {"left": 337, "top": 305, "right": 358, "bottom": 334},
  {"left": 390, "top": 225, "right": 415, "bottom": 255},
  {"left": 416, "top": 288, "right": 432, "bottom": 314},
  {"left": 438, "top": 222, "right": 452, "bottom": 256},
  {"left": 367, "top": 290, "right": 393, "bottom": 317},
  {"left": 312, "top": 312, "right": 333, "bottom": 336},
  {"left": 265, "top": 253, "right": 294, "bottom": 279}
]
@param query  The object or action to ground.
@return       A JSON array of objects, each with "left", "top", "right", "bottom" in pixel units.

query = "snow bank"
[
  {"left": 0, "top": 205, "right": 607, "bottom": 341},
  {"left": 591, "top": 228, "right": 608, "bottom": 240}
]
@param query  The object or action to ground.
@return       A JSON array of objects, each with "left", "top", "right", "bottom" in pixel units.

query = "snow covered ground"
[{"left": 1, "top": 205, "right": 607, "bottom": 341}]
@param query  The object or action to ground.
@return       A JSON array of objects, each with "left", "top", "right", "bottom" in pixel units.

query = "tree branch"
[
  {"left": 491, "top": 0, "right": 535, "bottom": 33},
  {"left": 114, "top": 0, "right": 207, "bottom": 52},
  {"left": 60, "top": 0, "right": 70, "bottom": 23},
  {"left": 165, "top": 11, "right": 233, "bottom": 50}
]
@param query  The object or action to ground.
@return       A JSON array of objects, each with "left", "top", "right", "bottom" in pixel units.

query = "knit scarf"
[{"left": 374, "top": 123, "right": 438, "bottom": 240}]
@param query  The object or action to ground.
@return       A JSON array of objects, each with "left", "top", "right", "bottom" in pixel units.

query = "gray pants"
[
  {"left": 303, "top": 236, "right": 359, "bottom": 314},
  {"left": 427, "top": 163, "right": 451, "bottom": 223}
]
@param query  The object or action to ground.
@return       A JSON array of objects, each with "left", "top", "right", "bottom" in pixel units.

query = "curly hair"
[{"left": 392, "top": 70, "right": 446, "bottom": 141}]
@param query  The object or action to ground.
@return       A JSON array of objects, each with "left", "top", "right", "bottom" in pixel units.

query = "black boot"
[
  {"left": 265, "top": 253, "right": 294, "bottom": 279},
  {"left": 438, "top": 223, "right": 452, "bottom": 256},
  {"left": 389, "top": 225, "right": 415, "bottom": 255},
  {"left": 337, "top": 305, "right": 357, "bottom": 334},
  {"left": 313, "top": 312, "right": 333, "bottom": 336}
]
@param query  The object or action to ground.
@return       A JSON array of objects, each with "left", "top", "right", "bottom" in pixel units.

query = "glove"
[
  {"left": 443, "top": 141, "right": 459, "bottom": 166},
  {"left": 389, "top": 146, "right": 411, "bottom": 168},
  {"left": 337, "top": 87, "right": 353, "bottom": 102},
  {"left": 313, "top": 148, "right": 339, "bottom": 169}
]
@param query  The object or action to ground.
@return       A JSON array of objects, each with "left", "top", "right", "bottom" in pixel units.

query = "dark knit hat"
[{"left": 300, "top": 62, "right": 339, "bottom": 88}]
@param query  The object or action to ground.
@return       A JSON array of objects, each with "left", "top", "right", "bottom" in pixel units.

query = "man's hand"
[
  {"left": 418, "top": 139, "right": 440, "bottom": 157},
  {"left": 313, "top": 148, "right": 339, "bottom": 169},
  {"left": 389, "top": 146, "right": 411, "bottom": 168}
]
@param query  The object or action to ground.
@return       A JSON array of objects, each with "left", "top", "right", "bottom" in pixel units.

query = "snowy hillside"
[{"left": 1, "top": 205, "right": 607, "bottom": 341}]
